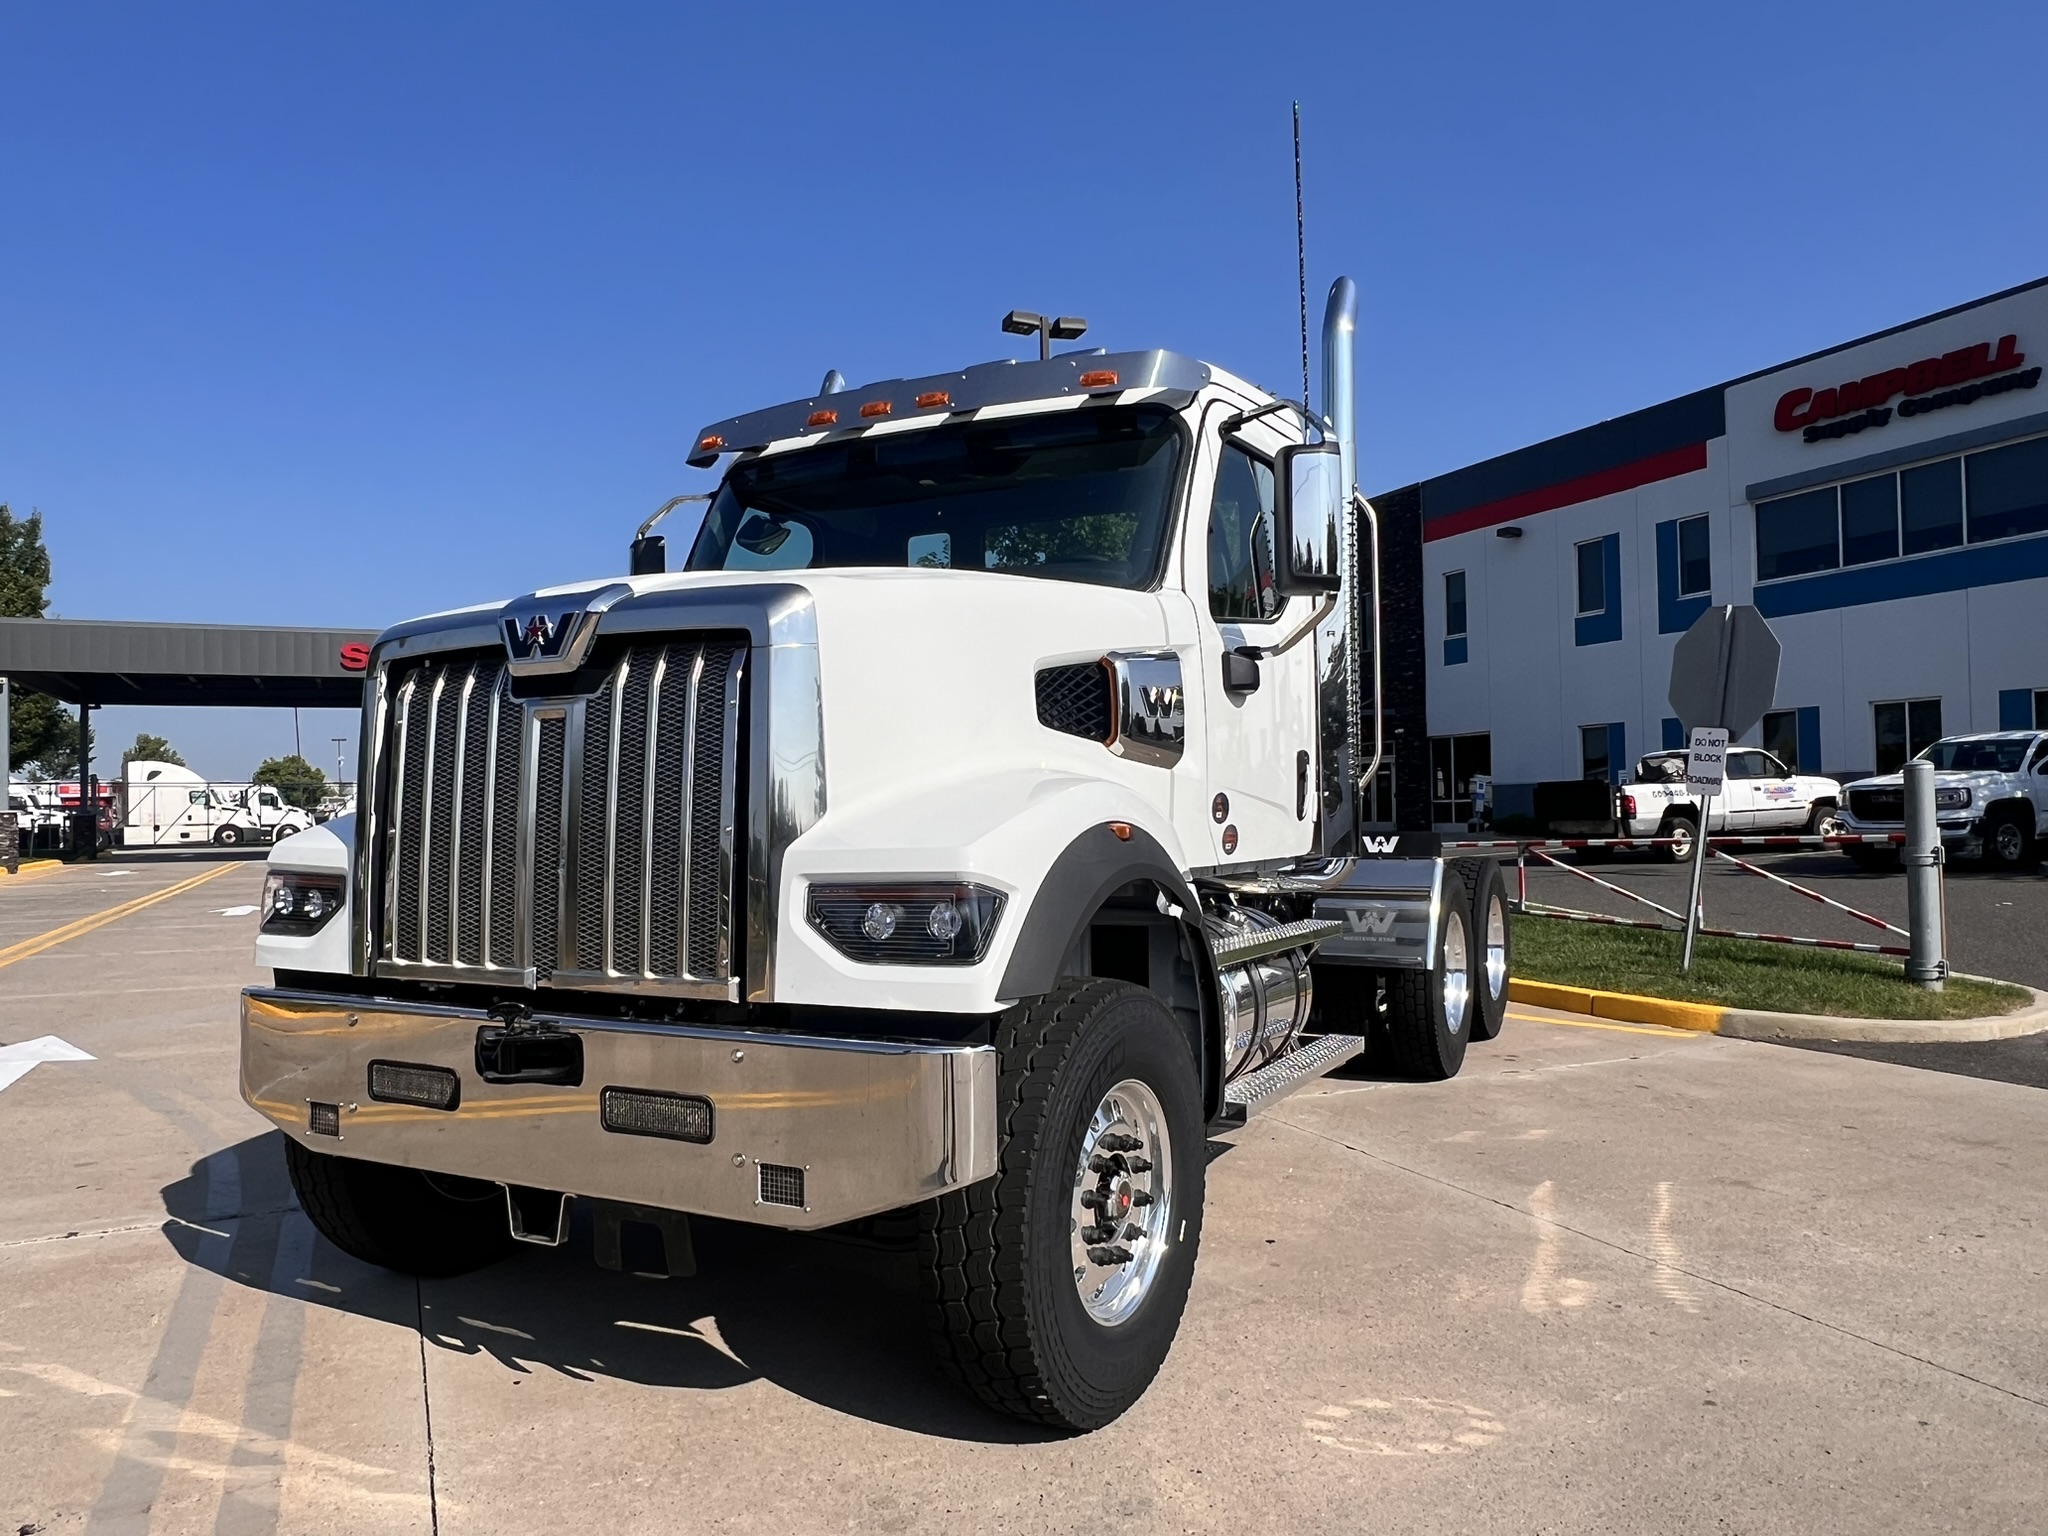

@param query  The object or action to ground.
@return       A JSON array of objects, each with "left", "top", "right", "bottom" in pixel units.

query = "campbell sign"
[{"left": 1775, "top": 334, "right": 2037, "bottom": 444}]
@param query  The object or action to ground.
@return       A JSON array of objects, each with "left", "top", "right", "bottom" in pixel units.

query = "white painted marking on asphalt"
[
  {"left": 100, "top": 869, "right": 133, "bottom": 877},
  {"left": 1648, "top": 1181, "right": 1703, "bottom": 1313},
  {"left": 1520, "top": 1180, "right": 1595, "bottom": 1312},
  {"left": 0, "top": 1035, "right": 95, "bottom": 1095},
  {"left": 214, "top": 905, "right": 259, "bottom": 917},
  {"left": 1302, "top": 1395, "right": 1504, "bottom": 1456}
]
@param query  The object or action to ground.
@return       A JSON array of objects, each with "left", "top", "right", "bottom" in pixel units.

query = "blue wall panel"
[
  {"left": 1797, "top": 706, "right": 1822, "bottom": 773},
  {"left": 2000, "top": 688, "right": 2034, "bottom": 730},
  {"left": 1753, "top": 531, "right": 2048, "bottom": 618}
]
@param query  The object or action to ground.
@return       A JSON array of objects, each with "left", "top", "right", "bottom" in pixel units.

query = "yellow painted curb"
[
  {"left": 1508, "top": 977, "right": 1725, "bottom": 1034},
  {"left": 2, "top": 859, "right": 65, "bottom": 883}
]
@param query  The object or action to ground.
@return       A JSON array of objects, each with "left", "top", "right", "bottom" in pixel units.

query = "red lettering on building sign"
[
  {"left": 339, "top": 643, "right": 371, "bottom": 672},
  {"left": 1775, "top": 334, "right": 2025, "bottom": 432}
]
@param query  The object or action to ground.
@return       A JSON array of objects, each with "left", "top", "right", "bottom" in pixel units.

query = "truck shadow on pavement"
[{"left": 159, "top": 1131, "right": 1068, "bottom": 1444}]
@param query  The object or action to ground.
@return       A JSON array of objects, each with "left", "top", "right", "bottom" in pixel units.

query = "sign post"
[
  {"left": 1668, "top": 606, "right": 1782, "bottom": 974},
  {"left": 1680, "top": 727, "right": 1728, "bottom": 971}
]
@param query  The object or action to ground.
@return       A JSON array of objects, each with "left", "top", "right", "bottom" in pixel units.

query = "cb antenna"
[{"left": 1293, "top": 101, "right": 1310, "bottom": 443}]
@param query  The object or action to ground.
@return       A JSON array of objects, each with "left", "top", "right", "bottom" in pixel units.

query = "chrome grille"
[{"left": 377, "top": 636, "right": 746, "bottom": 997}]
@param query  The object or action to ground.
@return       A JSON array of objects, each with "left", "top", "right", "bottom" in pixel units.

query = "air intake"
[
  {"left": 757, "top": 1163, "right": 807, "bottom": 1209},
  {"left": 1036, "top": 662, "right": 1111, "bottom": 742}
]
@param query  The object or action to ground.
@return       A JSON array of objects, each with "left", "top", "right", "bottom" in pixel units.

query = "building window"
[
  {"left": 1429, "top": 732, "right": 1491, "bottom": 827},
  {"left": 1575, "top": 539, "right": 1605, "bottom": 614},
  {"left": 1580, "top": 722, "right": 1623, "bottom": 784},
  {"left": 1676, "top": 514, "right": 1710, "bottom": 596},
  {"left": 1900, "top": 459, "right": 1963, "bottom": 555},
  {"left": 1873, "top": 698, "right": 1942, "bottom": 775},
  {"left": 1573, "top": 534, "right": 1621, "bottom": 646},
  {"left": 1839, "top": 474, "right": 1899, "bottom": 566},
  {"left": 1997, "top": 687, "right": 2048, "bottom": 730},
  {"left": 1754, "top": 435, "right": 2048, "bottom": 586},
  {"left": 1443, "top": 570, "right": 1468, "bottom": 665},
  {"left": 1761, "top": 708, "right": 1820, "bottom": 773},
  {"left": 1965, "top": 435, "right": 2048, "bottom": 543},
  {"left": 1662, "top": 717, "right": 1685, "bottom": 751},
  {"left": 1755, "top": 487, "right": 1840, "bottom": 581}
]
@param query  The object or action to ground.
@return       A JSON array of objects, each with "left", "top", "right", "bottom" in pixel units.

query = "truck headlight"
[
  {"left": 807, "top": 882, "right": 1005, "bottom": 965},
  {"left": 1934, "top": 787, "right": 1972, "bottom": 811},
  {"left": 262, "top": 871, "right": 345, "bottom": 935}
]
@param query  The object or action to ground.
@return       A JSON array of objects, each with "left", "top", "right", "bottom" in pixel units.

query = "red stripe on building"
[{"left": 1421, "top": 441, "right": 1710, "bottom": 542}]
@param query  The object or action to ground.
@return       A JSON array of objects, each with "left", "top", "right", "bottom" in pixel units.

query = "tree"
[
  {"left": 2, "top": 503, "right": 89, "bottom": 778},
  {"left": 252, "top": 754, "right": 326, "bottom": 810},
  {"left": 122, "top": 733, "right": 187, "bottom": 769}
]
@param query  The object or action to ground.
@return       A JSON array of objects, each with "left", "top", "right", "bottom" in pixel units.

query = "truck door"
[
  {"left": 1190, "top": 422, "right": 1320, "bottom": 867},
  {"left": 1747, "top": 751, "right": 1804, "bottom": 829},
  {"left": 1721, "top": 750, "right": 1771, "bottom": 829}
]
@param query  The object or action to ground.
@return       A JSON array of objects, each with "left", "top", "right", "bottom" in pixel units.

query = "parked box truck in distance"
[{"left": 120, "top": 760, "right": 313, "bottom": 847}]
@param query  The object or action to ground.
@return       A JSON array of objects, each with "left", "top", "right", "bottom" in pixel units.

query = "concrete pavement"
[{"left": 3, "top": 852, "right": 2044, "bottom": 1533}]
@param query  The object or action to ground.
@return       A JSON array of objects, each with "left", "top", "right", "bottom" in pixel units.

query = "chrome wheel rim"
[
  {"left": 1443, "top": 907, "right": 1470, "bottom": 1036},
  {"left": 1070, "top": 1079, "right": 1173, "bottom": 1328},
  {"left": 1485, "top": 894, "right": 1508, "bottom": 1001}
]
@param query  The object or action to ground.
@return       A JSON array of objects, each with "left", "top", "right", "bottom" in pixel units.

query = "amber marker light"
[
  {"left": 1107, "top": 822, "right": 1134, "bottom": 842},
  {"left": 697, "top": 434, "right": 725, "bottom": 452},
  {"left": 807, "top": 409, "right": 839, "bottom": 428},
  {"left": 1079, "top": 370, "right": 1119, "bottom": 389},
  {"left": 916, "top": 390, "right": 952, "bottom": 409},
  {"left": 859, "top": 400, "right": 893, "bottom": 419}
]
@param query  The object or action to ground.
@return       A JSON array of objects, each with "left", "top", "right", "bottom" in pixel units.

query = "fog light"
[
  {"left": 601, "top": 1087, "right": 713, "bottom": 1144},
  {"left": 308, "top": 1101, "right": 341, "bottom": 1138},
  {"left": 367, "top": 1060, "right": 460, "bottom": 1112},
  {"left": 927, "top": 901, "right": 963, "bottom": 941},
  {"left": 862, "top": 903, "right": 902, "bottom": 941}
]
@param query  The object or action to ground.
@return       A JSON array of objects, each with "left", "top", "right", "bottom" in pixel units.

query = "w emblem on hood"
[{"left": 502, "top": 611, "right": 572, "bottom": 663}]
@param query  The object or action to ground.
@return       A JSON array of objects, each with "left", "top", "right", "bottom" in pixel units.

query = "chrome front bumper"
[{"left": 240, "top": 988, "right": 997, "bottom": 1230}]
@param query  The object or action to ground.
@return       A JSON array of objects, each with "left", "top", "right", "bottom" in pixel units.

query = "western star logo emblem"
[
  {"left": 1344, "top": 907, "right": 1397, "bottom": 935},
  {"left": 502, "top": 610, "right": 574, "bottom": 664}
]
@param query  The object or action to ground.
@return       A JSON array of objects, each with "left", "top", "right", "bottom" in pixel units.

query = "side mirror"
[
  {"left": 1273, "top": 441, "right": 1344, "bottom": 595},
  {"left": 629, "top": 534, "right": 666, "bottom": 575}
]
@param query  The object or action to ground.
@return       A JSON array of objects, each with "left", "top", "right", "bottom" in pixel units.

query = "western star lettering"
[{"left": 1773, "top": 335, "right": 2032, "bottom": 444}]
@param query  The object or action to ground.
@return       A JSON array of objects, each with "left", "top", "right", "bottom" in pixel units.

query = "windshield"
[
  {"left": 685, "top": 404, "right": 1183, "bottom": 590},
  {"left": 1915, "top": 737, "right": 2030, "bottom": 772}
]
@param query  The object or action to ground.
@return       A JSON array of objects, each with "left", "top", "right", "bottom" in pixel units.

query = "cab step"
[
  {"left": 1217, "top": 1032, "right": 1366, "bottom": 1127},
  {"left": 1209, "top": 916, "right": 1345, "bottom": 969}
]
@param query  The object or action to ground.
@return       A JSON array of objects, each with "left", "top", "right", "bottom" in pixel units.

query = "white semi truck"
[
  {"left": 241, "top": 280, "right": 1514, "bottom": 1430},
  {"left": 120, "top": 760, "right": 314, "bottom": 847}
]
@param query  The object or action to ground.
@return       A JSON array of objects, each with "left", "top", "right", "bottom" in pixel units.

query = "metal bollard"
[{"left": 1901, "top": 759, "right": 1946, "bottom": 989}]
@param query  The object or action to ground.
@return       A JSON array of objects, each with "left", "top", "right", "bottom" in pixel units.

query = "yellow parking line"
[
  {"left": 0, "top": 864, "right": 238, "bottom": 972},
  {"left": 1506, "top": 1009, "right": 1701, "bottom": 1039}
]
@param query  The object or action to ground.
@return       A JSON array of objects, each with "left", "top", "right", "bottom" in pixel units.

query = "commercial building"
[{"left": 1377, "top": 275, "right": 2048, "bottom": 831}]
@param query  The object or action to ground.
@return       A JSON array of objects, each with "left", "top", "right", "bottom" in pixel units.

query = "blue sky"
[{"left": 4, "top": 2, "right": 2045, "bottom": 780}]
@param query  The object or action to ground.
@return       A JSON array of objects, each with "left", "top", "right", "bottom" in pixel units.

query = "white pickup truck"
[
  {"left": 1838, "top": 731, "right": 2048, "bottom": 870},
  {"left": 1619, "top": 748, "right": 1842, "bottom": 860}
]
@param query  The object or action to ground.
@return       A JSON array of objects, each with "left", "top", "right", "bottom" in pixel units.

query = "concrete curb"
[
  {"left": 1507, "top": 978, "right": 2048, "bottom": 1043},
  {"left": 1, "top": 860, "right": 64, "bottom": 883}
]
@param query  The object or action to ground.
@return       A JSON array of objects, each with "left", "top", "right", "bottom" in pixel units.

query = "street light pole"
[{"left": 1001, "top": 310, "right": 1090, "bottom": 361}]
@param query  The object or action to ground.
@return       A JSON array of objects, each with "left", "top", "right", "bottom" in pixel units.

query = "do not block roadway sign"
[{"left": 1687, "top": 728, "right": 1729, "bottom": 795}]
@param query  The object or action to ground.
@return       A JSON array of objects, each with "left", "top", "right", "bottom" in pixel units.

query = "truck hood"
[{"left": 1842, "top": 769, "right": 2016, "bottom": 795}]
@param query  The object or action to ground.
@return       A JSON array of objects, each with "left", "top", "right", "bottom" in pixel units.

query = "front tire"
[
  {"left": 1806, "top": 804, "right": 1843, "bottom": 839},
  {"left": 214, "top": 824, "right": 244, "bottom": 847},
  {"left": 918, "top": 978, "right": 1204, "bottom": 1432},
  {"left": 283, "top": 1138, "right": 513, "bottom": 1276}
]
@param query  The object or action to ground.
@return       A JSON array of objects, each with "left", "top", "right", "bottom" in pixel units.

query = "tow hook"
[{"left": 476, "top": 1004, "right": 584, "bottom": 1086}]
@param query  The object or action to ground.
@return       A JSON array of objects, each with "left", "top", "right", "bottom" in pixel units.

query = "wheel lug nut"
[
  {"left": 1126, "top": 1156, "right": 1153, "bottom": 1174},
  {"left": 1122, "top": 1223, "right": 1143, "bottom": 1241},
  {"left": 1079, "top": 1190, "right": 1107, "bottom": 1210},
  {"left": 1130, "top": 1190, "right": 1153, "bottom": 1207}
]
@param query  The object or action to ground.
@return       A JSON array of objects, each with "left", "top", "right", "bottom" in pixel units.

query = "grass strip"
[{"left": 1512, "top": 914, "right": 2031, "bottom": 1020}]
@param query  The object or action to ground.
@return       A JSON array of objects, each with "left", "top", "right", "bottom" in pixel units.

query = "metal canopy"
[{"left": 0, "top": 618, "right": 378, "bottom": 709}]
